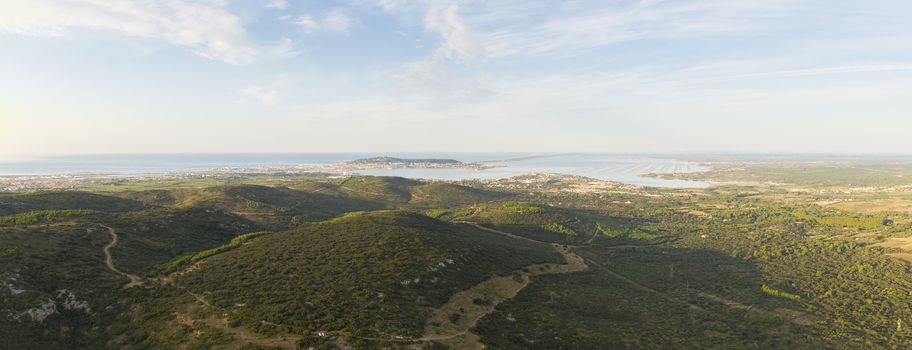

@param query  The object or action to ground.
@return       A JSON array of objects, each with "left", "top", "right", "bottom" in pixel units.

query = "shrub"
[
  {"left": 543, "top": 222, "right": 576, "bottom": 236},
  {"left": 0, "top": 210, "right": 98, "bottom": 226},
  {"left": 472, "top": 297, "right": 492, "bottom": 306}
]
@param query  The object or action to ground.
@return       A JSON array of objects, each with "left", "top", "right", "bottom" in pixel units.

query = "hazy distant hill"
[{"left": 336, "top": 176, "right": 507, "bottom": 207}]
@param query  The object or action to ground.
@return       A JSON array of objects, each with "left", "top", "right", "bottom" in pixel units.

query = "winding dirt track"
[
  {"left": 455, "top": 221, "right": 546, "bottom": 244},
  {"left": 100, "top": 225, "right": 143, "bottom": 288},
  {"left": 418, "top": 223, "right": 589, "bottom": 349}
]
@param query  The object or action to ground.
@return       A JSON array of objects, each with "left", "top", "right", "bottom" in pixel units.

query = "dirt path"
[
  {"left": 456, "top": 221, "right": 546, "bottom": 244},
  {"left": 698, "top": 292, "right": 818, "bottom": 326},
  {"left": 100, "top": 225, "right": 143, "bottom": 288},
  {"left": 420, "top": 224, "right": 588, "bottom": 349},
  {"left": 230, "top": 211, "right": 278, "bottom": 216},
  {"left": 584, "top": 227, "right": 599, "bottom": 245},
  {"left": 582, "top": 258, "right": 660, "bottom": 295},
  {"left": 172, "top": 299, "right": 303, "bottom": 350}
]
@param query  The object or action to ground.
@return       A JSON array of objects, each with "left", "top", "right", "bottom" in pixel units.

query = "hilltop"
[{"left": 148, "top": 211, "right": 561, "bottom": 348}]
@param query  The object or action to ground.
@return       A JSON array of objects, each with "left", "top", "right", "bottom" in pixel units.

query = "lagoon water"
[
  {"left": 354, "top": 154, "right": 708, "bottom": 188},
  {"left": 0, "top": 153, "right": 708, "bottom": 188}
]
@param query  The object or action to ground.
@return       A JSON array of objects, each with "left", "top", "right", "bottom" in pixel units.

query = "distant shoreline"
[{"left": 0, "top": 154, "right": 710, "bottom": 191}]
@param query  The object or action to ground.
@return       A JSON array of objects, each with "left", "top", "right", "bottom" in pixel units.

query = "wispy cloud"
[
  {"left": 356, "top": 0, "right": 801, "bottom": 60},
  {"left": 423, "top": 3, "right": 482, "bottom": 60},
  {"left": 266, "top": 0, "right": 288, "bottom": 10},
  {"left": 0, "top": 0, "right": 296, "bottom": 65},
  {"left": 377, "top": 2, "right": 487, "bottom": 111},
  {"left": 287, "top": 8, "right": 360, "bottom": 35},
  {"left": 324, "top": 9, "right": 358, "bottom": 34},
  {"left": 476, "top": 0, "right": 800, "bottom": 58},
  {"left": 291, "top": 15, "right": 320, "bottom": 35}
]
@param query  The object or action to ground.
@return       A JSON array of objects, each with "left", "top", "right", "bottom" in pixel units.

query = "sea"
[{"left": 0, "top": 153, "right": 709, "bottom": 188}]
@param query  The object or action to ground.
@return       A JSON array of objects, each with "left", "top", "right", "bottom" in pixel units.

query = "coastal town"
[{"left": 0, "top": 157, "right": 498, "bottom": 192}]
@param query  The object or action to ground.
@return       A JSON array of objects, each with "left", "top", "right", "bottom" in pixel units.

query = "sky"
[{"left": 1, "top": 0, "right": 911, "bottom": 159}]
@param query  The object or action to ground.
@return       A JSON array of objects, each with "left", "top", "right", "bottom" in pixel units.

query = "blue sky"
[{"left": 1, "top": 0, "right": 911, "bottom": 158}]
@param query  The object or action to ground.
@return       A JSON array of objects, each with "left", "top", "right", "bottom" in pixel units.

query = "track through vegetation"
[
  {"left": 100, "top": 225, "right": 143, "bottom": 288},
  {"left": 421, "top": 223, "right": 587, "bottom": 349}
]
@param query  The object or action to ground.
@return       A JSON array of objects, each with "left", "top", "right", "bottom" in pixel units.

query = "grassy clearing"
[
  {"left": 828, "top": 198, "right": 912, "bottom": 214},
  {"left": 761, "top": 284, "right": 801, "bottom": 301},
  {"left": 423, "top": 244, "right": 586, "bottom": 349},
  {"left": 792, "top": 211, "right": 887, "bottom": 229},
  {"left": 872, "top": 237, "right": 912, "bottom": 250}
]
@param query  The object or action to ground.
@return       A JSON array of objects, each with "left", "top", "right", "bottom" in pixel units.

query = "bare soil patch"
[
  {"left": 873, "top": 237, "right": 912, "bottom": 250},
  {"left": 421, "top": 227, "right": 587, "bottom": 349},
  {"left": 887, "top": 253, "right": 912, "bottom": 265}
]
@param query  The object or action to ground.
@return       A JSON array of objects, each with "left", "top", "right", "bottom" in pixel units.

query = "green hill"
[
  {"left": 161, "top": 184, "right": 380, "bottom": 229},
  {"left": 408, "top": 183, "right": 508, "bottom": 208},
  {"left": 0, "top": 191, "right": 146, "bottom": 216},
  {"left": 148, "top": 179, "right": 501, "bottom": 230},
  {"left": 476, "top": 246, "right": 827, "bottom": 349},
  {"left": 164, "top": 211, "right": 561, "bottom": 347},
  {"left": 0, "top": 224, "right": 129, "bottom": 349},
  {"left": 337, "top": 176, "right": 420, "bottom": 204},
  {"left": 334, "top": 176, "right": 506, "bottom": 208},
  {"left": 113, "top": 189, "right": 178, "bottom": 207},
  {"left": 108, "top": 207, "right": 259, "bottom": 275},
  {"left": 429, "top": 201, "right": 641, "bottom": 244}
]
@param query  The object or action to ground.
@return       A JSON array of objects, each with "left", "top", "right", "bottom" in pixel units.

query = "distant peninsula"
[{"left": 345, "top": 156, "right": 493, "bottom": 170}]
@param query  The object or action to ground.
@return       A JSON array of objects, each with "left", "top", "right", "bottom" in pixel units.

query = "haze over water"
[{"left": 0, "top": 153, "right": 707, "bottom": 188}]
